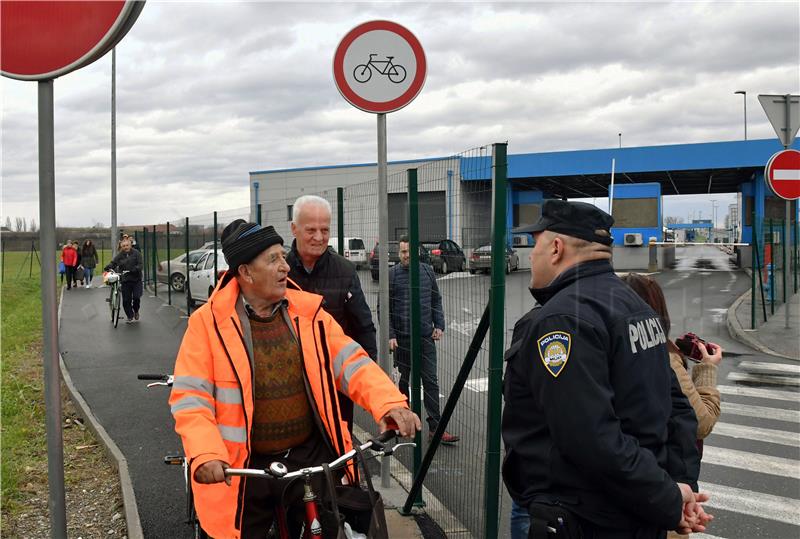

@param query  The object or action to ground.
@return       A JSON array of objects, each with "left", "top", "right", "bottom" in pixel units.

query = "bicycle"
[
  {"left": 353, "top": 54, "right": 407, "bottom": 84},
  {"left": 226, "top": 429, "right": 412, "bottom": 539},
  {"left": 104, "top": 269, "right": 129, "bottom": 328},
  {"left": 138, "top": 373, "right": 208, "bottom": 539}
]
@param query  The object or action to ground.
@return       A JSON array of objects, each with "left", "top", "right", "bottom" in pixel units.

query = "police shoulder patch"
[{"left": 537, "top": 331, "right": 571, "bottom": 377}]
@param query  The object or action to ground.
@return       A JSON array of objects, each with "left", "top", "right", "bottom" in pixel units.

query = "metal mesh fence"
[{"left": 751, "top": 216, "right": 799, "bottom": 329}]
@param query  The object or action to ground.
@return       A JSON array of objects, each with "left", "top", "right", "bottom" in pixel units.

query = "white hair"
[{"left": 292, "top": 195, "right": 331, "bottom": 223}]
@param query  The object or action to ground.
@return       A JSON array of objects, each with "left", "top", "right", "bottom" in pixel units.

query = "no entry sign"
[
  {"left": 333, "top": 20, "right": 426, "bottom": 114},
  {"left": 765, "top": 149, "right": 800, "bottom": 201},
  {"left": 1, "top": 0, "right": 144, "bottom": 81}
]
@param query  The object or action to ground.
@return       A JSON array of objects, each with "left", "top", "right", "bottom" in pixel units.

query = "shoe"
[
  {"left": 126, "top": 318, "right": 134, "bottom": 324},
  {"left": 429, "top": 431, "right": 460, "bottom": 445},
  {"left": 134, "top": 312, "right": 139, "bottom": 321}
]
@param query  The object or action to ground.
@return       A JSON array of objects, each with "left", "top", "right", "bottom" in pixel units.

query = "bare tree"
[
  {"left": 29, "top": 218, "right": 38, "bottom": 232},
  {"left": 4, "top": 216, "right": 11, "bottom": 230},
  {"left": 14, "top": 217, "right": 26, "bottom": 231},
  {"left": 664, "top": 216, "right": 684, "bottom": 225}
]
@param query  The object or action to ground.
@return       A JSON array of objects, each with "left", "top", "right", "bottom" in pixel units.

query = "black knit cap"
[
  {"left": 514, "top": 200, "right": 614, "bottom": 245},
  {"left": 221, "top": 219, "right": 283, "bottom": 273}
]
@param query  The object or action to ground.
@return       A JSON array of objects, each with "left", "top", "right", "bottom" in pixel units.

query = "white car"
[{"left": 187, "top": 250, "right": 228, "bottom": 305}]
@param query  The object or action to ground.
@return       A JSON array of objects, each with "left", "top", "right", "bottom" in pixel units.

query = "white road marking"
[
  {"left": 721, "top": 401, "right": 799, "bottom": 423},
  {"left": 701, "top": 446, "right": 800, "bottom": 480},
  {"left": 727, "top": 372, "right": 800, "bottom": 387},
  {"left": 718, "top": 384, "right": 800, "bottom": 402},
  {"left": 710, "top": 422, "right": 800, "bottom": 448},
  {"left": 465, "top": 377, "right": 488, "bottom": 392},
  {"left": 698, "top": 481, "right": 800, "bottom": 526},
  {"left": 737, "top": 361, "right": 800, "bottom": 375}
]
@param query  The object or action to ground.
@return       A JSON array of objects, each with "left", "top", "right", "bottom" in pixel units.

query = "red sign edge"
[
  {"left": 332, "top": 20, "right": 426, "bottom": 114},
  {"left": 765, "top": 149, "right": 800, "bottom": 201}
]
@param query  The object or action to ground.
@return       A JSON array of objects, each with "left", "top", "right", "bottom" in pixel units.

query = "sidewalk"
[
  {"left": 58, "top": 283, "right": 428, "bottom": 538},
  {"left": 727, "top": 288, "right": 800, "bottom": 360}
]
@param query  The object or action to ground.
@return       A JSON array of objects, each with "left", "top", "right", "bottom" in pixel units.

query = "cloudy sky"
[{"left": 2, "top": 1, "right": 799, "bottom": 229}]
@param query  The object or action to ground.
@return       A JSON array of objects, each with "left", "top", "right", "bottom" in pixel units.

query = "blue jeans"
[
  {"left": 511, "top": 500, "right": 530, "bottom": 539},
  {"left": 394, "top": 335, "right": 442, "bottom": 431},
  {"left": 84, "top": 266, "right": 94, "bottom": 283}
]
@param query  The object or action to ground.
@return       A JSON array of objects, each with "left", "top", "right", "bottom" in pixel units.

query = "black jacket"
[
  {"left": 105, "top": 249, "right": 143, "bottom": 283},
  {"left": 384, "top": 262, "right": 444, "bottom": 339},
  {"left": 287, "top": 242, "right": 377, "bottom": 359},
  {"left": 502, "top": 259, "right": 698, "bottom": 532}
]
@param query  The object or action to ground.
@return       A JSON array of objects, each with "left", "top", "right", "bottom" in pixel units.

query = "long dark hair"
[{"left": 620, "top": 273, "right": 671, "bottom": 337}]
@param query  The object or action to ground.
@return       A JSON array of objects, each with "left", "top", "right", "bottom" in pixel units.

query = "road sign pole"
[
  {"left": 111, "top": 48, "right": 118, "bottom": 258},
  {"left": 38, "top": 79, "right": 67, "bottom": 538},
  {"left": 784, "top": 95, "right": 792, "bottom": 329},
  {"left": 377, "top": 112, "right": 392, "bottom": 488}
]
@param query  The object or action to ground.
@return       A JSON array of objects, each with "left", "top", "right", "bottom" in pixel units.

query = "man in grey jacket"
[{"left": 388, "top": 236, "right": 459, "bottom": 444}]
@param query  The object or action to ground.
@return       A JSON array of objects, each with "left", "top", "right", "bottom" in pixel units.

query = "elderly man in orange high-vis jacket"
[{"left": 170, "top": 220, "right": 420, "bottom": 539}]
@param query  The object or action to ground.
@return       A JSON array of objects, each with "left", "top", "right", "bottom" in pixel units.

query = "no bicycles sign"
[{"left": 333, "top": 20, "right": 426, "bottom": 114}]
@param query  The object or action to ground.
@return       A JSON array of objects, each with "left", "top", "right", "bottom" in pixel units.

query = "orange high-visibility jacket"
[{"left": 169, "top": 276, "right": 407, "bottom": 539}]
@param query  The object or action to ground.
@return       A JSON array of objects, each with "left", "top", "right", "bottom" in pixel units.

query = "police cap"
[{"left": 514, "top": 200, "right": 614, "bottom": 245}]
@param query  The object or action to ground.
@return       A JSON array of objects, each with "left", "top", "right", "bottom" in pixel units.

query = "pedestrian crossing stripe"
[
  {"left": 698, "top": 481, "right": 800, "bottom": 527},
  {"left": 726, "top": 372, "right": 800, "bottom": 387},
  {"left": 717, "top": 384, "right": 799, "bottom": 402},
  {"left": 736, "top": 361, "right": 800, "bottom": 375},
  {"left": 721, "top": 401, "right": 800, "bottom": 423},
  {"left": 701, "top": 446, "right": 800, "bottom": 480},
  {"left": 710, "top": 422, "right": 800, "bottom": 448}
]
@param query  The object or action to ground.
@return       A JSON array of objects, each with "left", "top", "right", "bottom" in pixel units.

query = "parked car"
[
  {"left": 187, "top": 250, "right": 228, "bottom": 306},
  {"left": 328, "top": 237, "right": 368, "bottom": 268},
  {"left": 422, "top": 240, "right": 466, "bottom": 274},
  {"left": 469, "top": 245, "right": 520, "bottom": 274},
  {"left": 370, "top": 241, "right": 431, "bottom": 281},
  {"left": 156, "top": 249, "right": 210, "bottom": 291}
]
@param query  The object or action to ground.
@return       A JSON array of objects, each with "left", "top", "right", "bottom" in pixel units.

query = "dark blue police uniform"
[{"left": 501, "top": 201, "right": 699, "bottom": 539}]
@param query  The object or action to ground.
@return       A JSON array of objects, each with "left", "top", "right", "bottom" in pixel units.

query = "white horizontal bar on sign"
[
  {"left": 726, "top": 372, "right": 800, "bottom": 387},
  {"left": 698, "top": 481, "right": 800, "bottom": 526},
  {"left": 701, "top": 445, "right": 800, "bottom": 480},
  {"left": 718, "top": 384, "right": 800, "bottom": 403},
  {"left": 710, "top": 422, "right": 800, "bottom": 448},
  {"left": 737, "top": 361, "right": 800, "bottom": 375},
  {"left": 721, "top": 402, "right": 799, "bottom": 423},
  {"left": 774, "top": 169, "right": 800, "bottom": 181}
]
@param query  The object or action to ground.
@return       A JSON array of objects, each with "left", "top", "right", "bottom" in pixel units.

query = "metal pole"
[
  {"left": 783, "top": 95, "right": 791, "bottom": 329},
  {"left": 769, "top": 219, "right": 775, "bottom": 315},
  {"left": 407, "top": 169, "right": 423, "bottom": 506},
  {"left": 337, "top": 187, "right": 345, "bottom": 256},
  {"left": 167, "top": 222, "right": 172, "bottom": 305},
  {"left": 609, "top": 158, "right": 616, "bottom": 215},
  {"left": 38, "top": 79, "right": 67, "bottom": 538},
  {"left": 751, "top": 204, "right": 756, "bottom": 330},
  {"left": 484, "top": 142, "right": 507, "bottom": 539},
  {"left": 152, "top": 225, "right": 157, "bottom": 296},
  {"left": 111, "top": 48, "right": 118, "bottom": 258},
  {"left": 377, "top": 112, "right": 391, "bottom": 488},
  {"left": 213, "top": 212, "right": 218, "bottom": 287},
  {"left": 185, "top": 217, "right": 191, "bottom": 315},
  {"left": 257, "top": 203, "right": 262, "bottom": 226}
]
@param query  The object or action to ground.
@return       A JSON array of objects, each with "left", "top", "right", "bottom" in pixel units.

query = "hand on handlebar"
[
  {"left": 194, "top": 459, "right": 231, "bottom": 486},
  {"left": 379, "top": 406, "right": 421, "bottom": 438}
]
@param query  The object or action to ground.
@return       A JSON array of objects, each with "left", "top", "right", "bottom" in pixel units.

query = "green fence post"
[
  {"left": 141, "top": 227, "right": 148, "bottom": 284},
  {"left": 1, "top": 239, "right": 5, "bottom": 284},
  {"left": 407, "top": 169, "right": 424, "bottom": 507},
  {"left": 152, "top": 225, "right": 158, "bottom": 296},
  {"left": 769, "top": 219, "right": 775, "bottom": 314},
  {"left": 795, "top": 205, "right": 798, "bottom": 293},
  {"left": 100, "top": 240, "right": 104, "bottom": 269},
  {"left": 257, "top": 204, "right": 262, "bottom": 226},
  {"left": 213, "top": 211, "right": 218, "bottom": 287},
  {"left": 484, "top": 142, "right": 507, "bottom": 539},
  {"left": 185, "top": 217, "right": 191, "bottom": 315},
  {"left": 751, "top": 228, "right": 756, "bottom": 330},
  {"left": 337, "top": 187, "right": 345, "bottom": 256},
  {"left": 166, "top": 222, "right": 172, "bottom": 306}
]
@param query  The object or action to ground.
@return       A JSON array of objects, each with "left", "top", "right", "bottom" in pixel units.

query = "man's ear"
[
  {"left": 290, "top": 221, "right": 298, "bottom": 237},
  {"left": 551, "top": 236, "right": 565, "bottom": 263},
  {"left": 237, "top": 264, "right": 252, "bottom": 283}
]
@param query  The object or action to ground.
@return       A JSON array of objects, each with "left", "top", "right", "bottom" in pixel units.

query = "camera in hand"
[{"left": 675, "top": 332, "right": 716, "bottom": 363}]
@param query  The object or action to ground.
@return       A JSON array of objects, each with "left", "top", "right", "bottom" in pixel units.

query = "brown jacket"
[{"left": 668, "top": 343, "right": 721, "bottom": 440}]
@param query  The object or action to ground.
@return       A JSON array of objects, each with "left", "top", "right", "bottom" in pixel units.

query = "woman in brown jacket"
[{"left": 621, "top": 273, "right": 722, "bottom": 538}]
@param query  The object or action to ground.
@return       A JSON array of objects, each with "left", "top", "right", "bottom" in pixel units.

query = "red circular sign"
[
  {"left": 333, "top": 20, "right": 426, "bottom": 114},
  {"left": 765, "top": 149, "right": 800, "bottom": 200},
  {"left": 1, "top": 0, "right": 143, "bottom": 81}
]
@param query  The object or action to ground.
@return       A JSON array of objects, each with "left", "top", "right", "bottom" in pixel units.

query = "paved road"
[{"left": 359, "top": 245, "right": 799, "bottom": 538}]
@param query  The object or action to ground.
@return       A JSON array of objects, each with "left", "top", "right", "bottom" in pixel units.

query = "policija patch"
[{"left": 537, "top": 331, "right": 571, "bottom": 377}]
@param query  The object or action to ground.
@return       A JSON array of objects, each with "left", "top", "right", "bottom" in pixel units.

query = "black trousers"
[
  {"left": 120, "top": 280, "right": 142, "bottom": 319},
  {"left": 64, "top": 265, "right": 77, "bottom": 289},
  {"left": 241, "top": 432, "right": 338, "bottom": 539}
]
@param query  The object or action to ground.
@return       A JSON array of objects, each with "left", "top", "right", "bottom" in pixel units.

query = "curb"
[
  {"left": 57, "top": 285, "right": 145, "bottom": 539},
  {"left": 725, "top": 288, "right": 799, "bottom": 361}
]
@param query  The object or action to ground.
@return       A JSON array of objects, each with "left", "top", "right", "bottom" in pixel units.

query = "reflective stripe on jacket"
[{"left": 169, "top": 275, "right": 407, "bottom": 539}]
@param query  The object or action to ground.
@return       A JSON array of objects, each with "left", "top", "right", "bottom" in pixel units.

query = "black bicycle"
[
  {"left": 104, "top": 270, "right": 128, "bottom": 328},
  {"left": 353, "top": 54, "right": 407, "bottom": 84}
]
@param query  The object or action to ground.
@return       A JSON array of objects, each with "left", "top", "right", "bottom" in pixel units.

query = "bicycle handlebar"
[
  {"left": 225, "top": 431, "right": 413, "bottom": 480},
  {"left": 138, "top": 374, "right": 171, "bottom": 381}
]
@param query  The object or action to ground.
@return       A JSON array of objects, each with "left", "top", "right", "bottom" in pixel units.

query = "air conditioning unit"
[
  {"left": 512, "top": 234, "right": 532, "bottom": 246},
  {"left": 624, "top": 233, "right": 643, "bottom": 246}
]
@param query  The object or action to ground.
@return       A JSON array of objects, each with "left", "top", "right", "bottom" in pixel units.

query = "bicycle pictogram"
[{"left": 353, "top": 53, "right": 407, "bottom": 84}]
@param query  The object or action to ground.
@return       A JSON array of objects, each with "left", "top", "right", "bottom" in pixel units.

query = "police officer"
[{"left": 502, "top": 200, "right": 711, "bottom": 538}]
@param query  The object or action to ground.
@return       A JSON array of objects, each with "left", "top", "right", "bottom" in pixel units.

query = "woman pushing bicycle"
[{"left": 169, "top": 220, "right": 420, "bottom": 539}]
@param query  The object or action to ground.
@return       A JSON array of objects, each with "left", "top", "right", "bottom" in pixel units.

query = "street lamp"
[
  {"left": 734, "top": 90, "right": 747, "bottom": 140},
  {"left": 618, "top": 133, "right": 622, "bottom": 148}
]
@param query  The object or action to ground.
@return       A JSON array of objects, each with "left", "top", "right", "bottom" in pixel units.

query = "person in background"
[
  {"left": 72, "top": 240, "right": 84, "bottom": 288},
  {"left": 104, "top": 238, "right": 143, "bottom": 323},
  {"left": 621, "top": 273, "right": 723, "bottom": 539},
  {"left": 81, "top": 240, "right": 99, "bottom": 288},
  {"left": 384, "top": 235, "right": 460, "bottom": 445},
  {"left": 286, "top": 195, "right": 377, "bottom": 433},
  {"left": 61, "top": 240, "right": 78, "bottom": 290}
]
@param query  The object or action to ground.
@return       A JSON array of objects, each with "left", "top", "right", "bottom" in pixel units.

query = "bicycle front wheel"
[
  {"left": 112, "top": 286, "right": 121, "bottom": 328},
  {"left": 353, "top": 64, "right": 372, "bottom": 83},
  {"left": 388, "top": 64, "right": 407, "bottom": 83}
]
